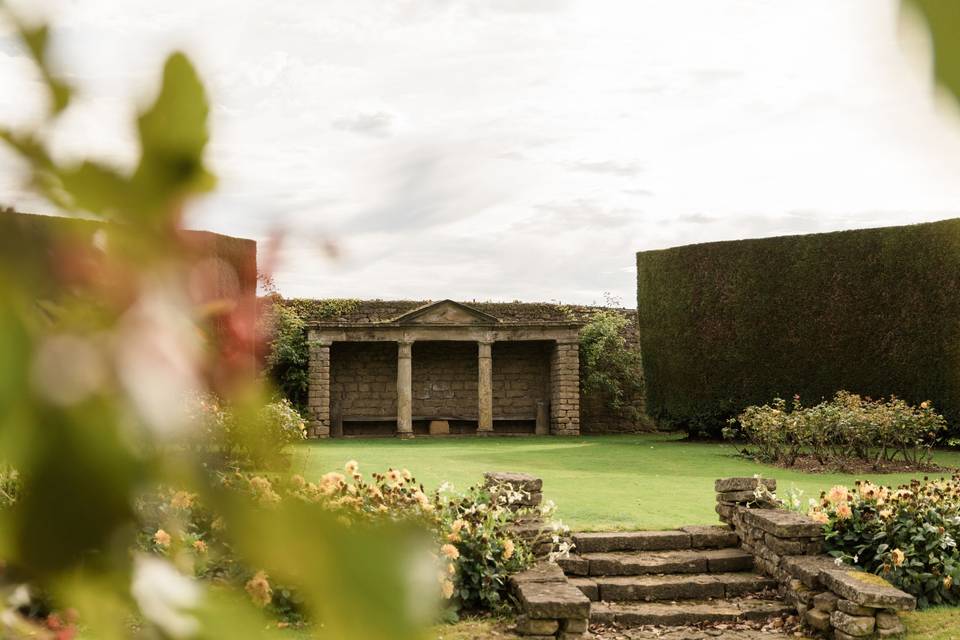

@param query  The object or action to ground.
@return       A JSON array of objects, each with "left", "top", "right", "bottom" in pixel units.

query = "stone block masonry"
[
  {"left": 496, "top": 471, "right": 591, "bottom": 639},
  {"left": 306, "top": 339, "right": 330, "bottom": 438},
  {"left": 330, "top": 342, "right": 397, "bottom": 418},
  {"left": 412, "top": 341, "right": 479, "bottom": 418},
  {"left": 291, "top": 298, "right": 649, "bottom": 436},
  {"left": 715, "top": 477, "right": 913, "bottom": 639},
  {"left": 550, "top": 341, "right": 580, "bottom": 435},
  {"left": 493, "top": 341, "right": 551, "bottom": 418},
  {"left": 307, "top": 300, "right": 587, "bottom": 437}
]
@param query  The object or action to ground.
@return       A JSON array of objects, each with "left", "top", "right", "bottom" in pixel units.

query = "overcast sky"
[{"left": 2, "top": 0, "right": 960, "bottom": 305}]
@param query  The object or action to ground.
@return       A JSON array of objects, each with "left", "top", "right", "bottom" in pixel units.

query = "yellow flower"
[
  {"left": 879, "top": 509, "right": 893, "bottom": 520},
  {"left": 921, "top": 401, "right": 930, "bottom": 409},
  {"left": 153, "top": 529, "right": 171, "bottom": 547},
  {"left": 170, "top": 491, "right": 195, "bottom": 510},
  {"left": 835, "top": 503, "right": 852, "bottom": 520},
  {"left": 857, "top": 482, "right": 879, "bottom": 500},
  {"left": 192, "top": 539, "right": 207, "bottom": 553},
  {"left": 945, "top": 575, "right": 954, "bottom": 590},
  {"left": 245, "top": 571, "right": 273, "bottom": 608},
  {"left": 386, "top": 469, "right": 403, "bottom": 486},
  {"left": 401, "top": 468, "right": 412, "bottom": 481},
  {"left": 320, "top": 472, "right": 346, "bottom": 495},
  {"left": 291, "top": 474, "right": 306, "bottom": 489},
  {"left": 502, "top": 538, "right": 515, "bottom": 560},
  {"left": 441, "top": 579, "right": 455, "bottom": 599},
  {"left": 891, "top": 549, "right": 905, "bottom": 567},
  {"left": 413, "top": 490, "right": 431, "bottom": 510},
  {"left": 826, "top": 485, "right": 849, "bottom": 504},
  {"left": 808, "top": 510, "right": 829, "bottom": 524},
  {"left": 344, "top": 460, "right": 359, "bottom": 476},
  {"left": 248, "top": 476, "right": 281, "bottom": 504},
  {"left": 447, "top": 562, "right": 456, "bottom": 575},
  {"left": 441, "top": 544, "right": 460, "bottom": 560}
]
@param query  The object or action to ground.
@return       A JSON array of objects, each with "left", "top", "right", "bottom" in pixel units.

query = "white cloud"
[{"left": 1, "top": 0, "right": 960, "bottom": 305}]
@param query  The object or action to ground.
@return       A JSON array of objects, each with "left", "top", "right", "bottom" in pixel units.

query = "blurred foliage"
[
  {"left": 186, "top": 394, "right": 306, "bottom": 470},
  {"left": 0, "top": 10, "right": 427, "bottom": 640},
  {"left": 905, "top": 1, "right": 960, "bottom": 102}
]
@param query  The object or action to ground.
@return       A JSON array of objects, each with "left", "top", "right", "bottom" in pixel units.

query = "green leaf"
[
  {"left": 16, "top": 22, "right": 72, "bottom": 114},
  {"left": 55, "top": 161, "right": 130, "bottom": 218},
  {"left": 130, "top": 52, "right": 216, "bottom": 222},
  {"left": 905, "top": 1, "right": 960, "bottom": 102}
]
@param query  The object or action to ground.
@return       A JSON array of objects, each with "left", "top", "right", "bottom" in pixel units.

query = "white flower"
[
  {"left": 131, "top": 555, "right": 202, "bottom": 639},
  {"left": 7, "top": 584, "right": 30, "bottom": 608}
]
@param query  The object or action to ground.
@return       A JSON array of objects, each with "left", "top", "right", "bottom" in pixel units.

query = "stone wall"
[
  {"left": 550, "top": 341, "right": 581, "bottom": 436},
  {"left": 412, "top": 341, "right": 478, "bottom": 418},
  {"left": 330, "top": 342, "right": 397, "bottom": 418},
  {"left": 716, "top": 477, "right": 913, "bottom": 639},
  {"left": 307, "top": 340, "right": 331, "bottom": 438},
  {"left": 487, "top": 472, "right": 591, "bottom": 640},
  {"left": 493, "top": 341, "right": 551, "bottom": 418},
  {"left": 274, "top": 297, "right": 651, "bottom": 434}
]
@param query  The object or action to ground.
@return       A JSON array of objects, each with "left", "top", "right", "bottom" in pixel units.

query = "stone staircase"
[{"left": 558, "top": 526, "right": 794, "bottom": 628}]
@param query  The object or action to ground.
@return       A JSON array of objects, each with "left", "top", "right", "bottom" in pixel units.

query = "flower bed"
[
  {"left": 724, "top": 391, "right": 947, "bottom": 472},
  {"left": 812, "top": 476, "right": 960, "bottom": 608},
  {"left": 135, "top": 462, "right": 566, "bottom": 625}
]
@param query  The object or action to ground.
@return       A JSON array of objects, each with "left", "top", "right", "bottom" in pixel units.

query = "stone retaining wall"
[
  {"left": 716, "top": 477, "right": 914, "bottom": 639},
  {"left": 488, "top": 472, "right": 590, "bottom": 639}
]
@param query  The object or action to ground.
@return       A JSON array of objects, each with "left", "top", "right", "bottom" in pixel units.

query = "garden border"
[{"left": 716, "top": 477, "right": 914, "bottom": 639}]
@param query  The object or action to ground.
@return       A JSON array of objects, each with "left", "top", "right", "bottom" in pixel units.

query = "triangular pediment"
[{"left": 394, "top": 300, "right": 499, "bottom": 325}]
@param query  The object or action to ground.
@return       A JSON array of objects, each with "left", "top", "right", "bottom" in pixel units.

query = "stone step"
[
  {"left": 590, "top": 598, "right": 794, "bottom": 626},
  {"left": 560, "top": 547, "right": 754, "bottom": 577},
  {"left": 570, "top": 572, "right": 778, "bottom": 602},
  {"left": 572, "top": 526, "right": 738, "bottom": 554}
]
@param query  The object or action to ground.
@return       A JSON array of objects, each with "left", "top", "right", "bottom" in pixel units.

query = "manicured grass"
[
  {"left": 292, "top": 434, "right": 960, "bottom": 530},
  {"left": 901, "top": 607, "right": 960, "bottom": 640}
]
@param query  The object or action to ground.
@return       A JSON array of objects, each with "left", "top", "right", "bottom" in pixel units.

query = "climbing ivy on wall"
[
  {"left": 283, "top": 297, "right": 361, "bottom": 321},
  {"left": 263, "top": 301, "right": 310, "bottom": 410},
  {"left": 579, "top": 310, "right": 645, "bottom": 421},
  {"left": 262, "top": 298, "right": 361, "bottom": 410}
]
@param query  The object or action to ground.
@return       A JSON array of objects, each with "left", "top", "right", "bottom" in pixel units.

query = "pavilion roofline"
[{"left": 305, "top": 320, "right": 586, "bottom": 329}]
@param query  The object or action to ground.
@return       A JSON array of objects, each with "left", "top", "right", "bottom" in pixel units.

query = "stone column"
[
  {"left": 307, "top": 332, "right": 331, "bottom": 438},
  {"left": 549, "top": 339, "right": 580, "bottom": 435},
  {"left": 477, "top": 340, "right": 494, "bottom": 434},
  {"left": 396, "top": 339, "right": 414, "bottom": 438}
]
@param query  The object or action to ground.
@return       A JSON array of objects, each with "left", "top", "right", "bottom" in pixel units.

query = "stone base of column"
[
  {"left": 310, "top": 423, "right": 330, "bottom": 439},
  {"left": 475, "top": 428, "right": 495, "bottom": 437},
  {"left": 396, "top": 431, "right": 414, "bottom": 440}
]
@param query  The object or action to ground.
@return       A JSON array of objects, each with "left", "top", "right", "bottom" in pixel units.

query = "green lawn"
[
  {"left": 292, "top": 434, "right": 960, "bottom": 530},
  {"left": 290, "top": 434, "right": 960, "bottom": 640}
]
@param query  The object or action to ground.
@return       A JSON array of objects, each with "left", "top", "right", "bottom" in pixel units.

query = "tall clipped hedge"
[{"left": 636, "top": 218, "right": 960, "bottom": 437}]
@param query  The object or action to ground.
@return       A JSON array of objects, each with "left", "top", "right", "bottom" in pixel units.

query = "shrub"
[
  {"left": 813, "top": 476, "right": 960, "bottom": 608},
  {"left": 636, "top": 218, "right": 960, "bottom": 437},
  {"left": 262, "top": 301, "right": 311, "bottom": 412},
  {"left": 0, "top": 465, "right": 21, "bottom": 510},
  {"left": 579, "top": 310, "right": 645, "bottom": 422},
  {"left": 724, "top": 391, "right": 946, "bottom": 469},
  {"left": 135, "top": 462, "right": 566, "bottom": 623},
  {"left": 184, "top": 394, "right": 306, "bottom": 470}
]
